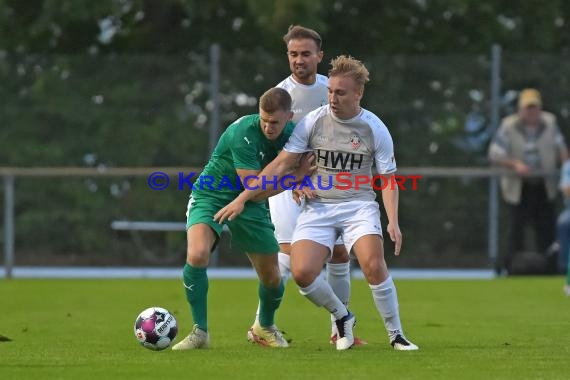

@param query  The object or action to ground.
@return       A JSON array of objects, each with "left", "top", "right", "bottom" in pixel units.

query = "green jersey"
[{"left": 192, "top": 114, "right": 294, "bottom": 201}]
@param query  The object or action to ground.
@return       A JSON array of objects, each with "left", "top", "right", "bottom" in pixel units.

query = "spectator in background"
[
  {"left": 488, "top": 88, "right": 568, "bottom": 275},
  {"left": 556, "top": 160, "right": 570, "bottom": 295}
]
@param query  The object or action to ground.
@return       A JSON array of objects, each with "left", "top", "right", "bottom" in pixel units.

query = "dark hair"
[
  {"left": 283, "top": 25, "right": 322, "bottom": 50},
  {"left": 259, "top": 87, "right": 292, "bottom": 113}
]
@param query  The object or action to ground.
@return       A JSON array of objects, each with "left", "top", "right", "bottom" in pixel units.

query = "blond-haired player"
[
  {"left": 217, "top": 56, "right": 418, "bottom": 351},
  {"left": 253, "top": 25, "right": 365, "bottom": 345}
]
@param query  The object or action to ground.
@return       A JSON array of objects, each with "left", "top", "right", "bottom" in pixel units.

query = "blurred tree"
[
  {"left": 320, "top": 0, "right": 570, "bottom": 56},
  {"left": 1, "top": 0, "right": 569, "bottom": 55}
]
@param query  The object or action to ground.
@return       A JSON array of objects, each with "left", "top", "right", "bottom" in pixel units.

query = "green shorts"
[{"left": 186, "top": 193, "right": 279, "bottom": 254}]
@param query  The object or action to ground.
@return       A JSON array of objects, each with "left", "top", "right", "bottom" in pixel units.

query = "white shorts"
[
  {"left": 292, "top": 200, "right": 382, "bottom": 254},
  {"left": 268, "top": 190, "right": 303, "bottom": 244},
  {"left": 269, "top": 191, "right": 343, "bottom": 245}
]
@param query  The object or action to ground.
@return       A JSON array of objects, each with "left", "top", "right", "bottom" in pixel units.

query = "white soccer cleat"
[
  {"left": 171, "top": 324, "right": 209, "bottom": 350},
  {"left": 330, "top": 321, "right": 368, "bottom": 346},
  {"left": 247, "top": 321, "right": 289, "bottom": 348},
  {"left": 335, "top": 312, "right": 356, "bottom": 351},
  {"left": 391, "top": 334, "right": 419, "bottom": 351},
  {"left": 330, "top": 333, "right": 368, "bottom": 346}
]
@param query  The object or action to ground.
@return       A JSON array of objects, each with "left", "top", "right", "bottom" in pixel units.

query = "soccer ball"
[{"left": 134, "top": 307, "right": 178, "bottom": 351}]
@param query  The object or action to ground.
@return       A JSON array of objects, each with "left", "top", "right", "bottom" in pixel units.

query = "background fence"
[
  {"left": 1, "top": 45, "right": 569, "bottom": 276},
  {"left": 0, "top": 166, "right": 560, "bottom": 279}
]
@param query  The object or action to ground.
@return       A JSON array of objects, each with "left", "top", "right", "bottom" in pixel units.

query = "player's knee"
[
  {"left": 291, "top": 267, "right": 319, "bottom": 288},
  {"left": 360, "top": 258, "right": 388, "bottom": 284},
  {"left": 186, "top": 245, "right": 210, "bottom": 267}
]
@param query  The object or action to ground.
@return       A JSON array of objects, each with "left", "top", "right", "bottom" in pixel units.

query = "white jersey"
[
  {"left": 284, "top": 105, "right": 397, "bottom": 203},
  {"left": 269, "top": 74, "right": 330, "bottom": 244},
  {"left": 276, "top": 74, "right": 329, "bottom": 123}
]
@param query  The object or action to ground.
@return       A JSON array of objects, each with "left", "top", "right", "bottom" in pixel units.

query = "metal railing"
[{"left": 2, "top": 165, "right": 559, "bottom": 279}]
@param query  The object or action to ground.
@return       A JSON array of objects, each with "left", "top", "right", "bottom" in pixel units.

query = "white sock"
[
  {"left": 326, "top": 262, "right": 350, "bottom": 305},
  {"left": 369, "top": 276, "right": 403, "bottom": 341},
  {"left": 254, "top": 251, "right": 290, "bottom": 325},
  {"left": 278, "top": 251, "right": 291, "bottom": 282},
  {"left": 299, "top": 276, "right": 348, "bottom": 320},
  {"left": 326, "top": 262, "right": 350, "bottom": 334}
]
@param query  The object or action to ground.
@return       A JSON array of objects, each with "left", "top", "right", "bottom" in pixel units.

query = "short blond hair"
[{"left": 328, "top": 55, "right": 370, "bottom": 88}]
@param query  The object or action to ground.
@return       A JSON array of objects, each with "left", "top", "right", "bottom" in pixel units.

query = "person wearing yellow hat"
[
  {"left": 488, "top": 88, "right": 568, "bottom": 275},
  {"left": 518, "top": 88, "right": 542, "bottom": 108},
  {"left": 517, "top": 89, "right": 543, "bottom": 126}
]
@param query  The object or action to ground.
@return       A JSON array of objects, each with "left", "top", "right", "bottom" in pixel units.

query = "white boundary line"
[{"left": 0, "top": 266, "right": 495, "bottom": 279}]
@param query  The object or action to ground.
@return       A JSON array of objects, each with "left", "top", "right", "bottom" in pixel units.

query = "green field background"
[{"left": 1, "top": 278, "right": 569, "bottom": 379}]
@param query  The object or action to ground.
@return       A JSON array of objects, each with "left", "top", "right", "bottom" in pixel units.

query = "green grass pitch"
[{"left": 1, "top": 277, "right": 569, "bottom": 379}]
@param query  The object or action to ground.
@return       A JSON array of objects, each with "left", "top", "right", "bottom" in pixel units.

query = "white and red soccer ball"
[{"left": 134, "top": 307, "right": 178, "bottom": 351}]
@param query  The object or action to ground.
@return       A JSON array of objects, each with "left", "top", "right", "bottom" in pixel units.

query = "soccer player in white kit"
[
  {"left": 216, "top": 55, "right": 418, "bottom": 351},
  {"left": 262, "top": 25, "right": 363, "bottom": 345}
]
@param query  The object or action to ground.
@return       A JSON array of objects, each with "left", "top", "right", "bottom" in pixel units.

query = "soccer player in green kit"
[{"left": 172, "top": 87, "right": 314, "bottom": 350}]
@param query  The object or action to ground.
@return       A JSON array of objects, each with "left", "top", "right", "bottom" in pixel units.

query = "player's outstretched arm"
[
  {"left": 250, "top": 151, "right": 316, "bottom": 201},
  {"left": 381, "top": 173, "right": 402, "bottom": 256},
  {"left": 213, "top": 150, "right": 301, "bottom": 223}
]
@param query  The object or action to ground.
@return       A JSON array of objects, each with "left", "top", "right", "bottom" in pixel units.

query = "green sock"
[
  {"left": 183, "top": 263, "right": 209, "bottom": 332},
  {"left": 566, "top": 259, "right": 570, "bottom": 285},
  {"left": 258, "top": 279, "right": 284, "bottom": 327}
]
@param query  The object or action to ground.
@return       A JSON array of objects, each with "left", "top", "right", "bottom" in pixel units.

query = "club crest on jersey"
[
  {"left": 317, "top": 135, "right": 328, "bottom": 145},
  {"left": 350, "top": 135, "right": 361, "bottom": 150}
]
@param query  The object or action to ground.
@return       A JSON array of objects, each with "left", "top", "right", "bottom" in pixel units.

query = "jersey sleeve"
[
  {"left": 373, "top": 121, "right": 397, "bottom": 174},
  {"left": 231, "top": 121, "right": 262, "bottom": 171},
  {"left": 283, "top": 111, "right": 318, "bottom": 154}
]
